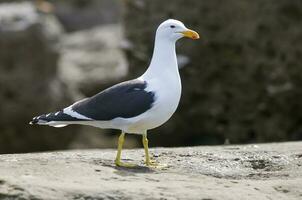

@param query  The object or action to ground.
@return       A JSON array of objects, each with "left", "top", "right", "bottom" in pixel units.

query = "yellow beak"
[{"left": 181, "top": 29, "right": 200, "bottom": 40}]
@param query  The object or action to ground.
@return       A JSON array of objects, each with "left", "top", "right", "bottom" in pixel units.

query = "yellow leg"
[
  {"left": 115, "top": 131, "right": 135, "bottom": 167},
  {"left": 142, "top": 131, "right": 157, "bottom": 166}
]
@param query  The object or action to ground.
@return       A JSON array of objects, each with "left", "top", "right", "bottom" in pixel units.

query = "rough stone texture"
[
  {"left": 58, "top": 24, "right": 128, "bottom": 98},
  {"left": 0, "top": 2, "right": 77, "bottom": 153},
  {"left": 53, "top": 0, "right": 121, "bottom": 32},
  {"left": 68, "top": 126, "right": 139, "bottom": 150},
  {"left": 122, "top": 0, "right": 302, "bottom": 146},
  {"left": 0, "top": 142, "right": 301, "bottom": 199},
  {"left": 0, "top": 0, "right": 121, "bottom": 32}
]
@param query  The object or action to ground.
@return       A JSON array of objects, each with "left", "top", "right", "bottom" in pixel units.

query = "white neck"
[{"left": 141, "top": 37, "right": 179, "bottom": 80}]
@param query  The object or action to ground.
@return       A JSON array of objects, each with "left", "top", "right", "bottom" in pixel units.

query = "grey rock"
[
  {"left": 58, "top": 24, "right": 128, "bottom": 97},
  {"left": 53, "top": 0, "right": 121, "bottom": 32},
  {"left": 0, "top": 2, "right": 37, "bottom": 31},
  {"left": 0, "top": 142, "right": 301, "bottom": 199},
  {"left": 0, "top": 2, "right": 78, "bottom": 153}
]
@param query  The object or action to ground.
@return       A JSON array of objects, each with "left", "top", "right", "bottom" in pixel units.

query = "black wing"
[{"left": 71, "top": 79, "right": 155, "bottom": 120}]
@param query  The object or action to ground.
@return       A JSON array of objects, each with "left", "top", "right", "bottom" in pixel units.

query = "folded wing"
[{"left": 71, "top": 79, "right": 155, "bottom": 121}]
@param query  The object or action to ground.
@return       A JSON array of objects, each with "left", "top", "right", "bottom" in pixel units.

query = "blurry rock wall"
[
  {"left": 53, "top": 0, "right": 121, "bottom": 32},
  {"left": 0, "top": 2, "right": 77, "bottom": 153},
  {"left": 123, "top": 0, "right": 302, "bottom": 145},
  {"left": 0, "top": 0, "right": 135, "bottom": 153}
]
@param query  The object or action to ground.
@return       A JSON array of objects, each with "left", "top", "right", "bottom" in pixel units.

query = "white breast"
[
  {"left": 112, "top": 73, "right": 181, "bottom": 134},
  {"left": 146, "top": 74, "right": 182, "bottom": 120}
]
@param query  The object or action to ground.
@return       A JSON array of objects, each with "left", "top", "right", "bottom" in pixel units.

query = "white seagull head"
[{"left": 155, "top": 19, "right": 200, "bottom": 42}]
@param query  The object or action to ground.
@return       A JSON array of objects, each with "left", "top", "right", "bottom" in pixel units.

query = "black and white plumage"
[
  {"left": 30, "top": 19, "right": 199, "bottom": 134},
  {"left": 72, "top": 80, "right": 155, "bottom": 120},
  {"left": 31, "top": 80, "right": 155, "bottom": 128}
]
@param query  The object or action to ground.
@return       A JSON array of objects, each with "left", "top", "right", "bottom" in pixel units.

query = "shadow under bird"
[{"left": 30, "top": 19, "right": 199, "bottom": 167}]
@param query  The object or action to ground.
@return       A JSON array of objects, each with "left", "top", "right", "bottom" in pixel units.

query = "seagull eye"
[{"left": 170, "top": 25, "right": 175, "bottom": 28}]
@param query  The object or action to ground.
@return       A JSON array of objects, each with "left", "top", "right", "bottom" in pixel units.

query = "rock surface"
[
  {"left": 0, "top": 1, "right": 133, "bottom": 153},
  {"left": 0, "top": 2, "right": 78, "bottom": 153},
  {"left": 53, "top": 0, "right": 121, "bottom": 32},
  {"left": 0, "top": 142, "right": 301, "bottom": 199},
  {"left": 123, "top": 0, "right": 302, "bottom": 146},
  {"left": 58, "top": 24, "right": 128, "bottom": 98}
]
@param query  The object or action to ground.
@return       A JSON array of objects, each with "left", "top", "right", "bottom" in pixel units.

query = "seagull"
[{"left": 30, "top": 19, "right": 199, "bottom": 167}]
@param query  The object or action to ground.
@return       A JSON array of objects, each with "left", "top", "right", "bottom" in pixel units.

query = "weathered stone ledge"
[{"left": 0, "top": 142, "right": 301, "bottom": 199}]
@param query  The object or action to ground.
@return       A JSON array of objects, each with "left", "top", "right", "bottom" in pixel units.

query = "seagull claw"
[
  {"left": 145, "top": 159, "right": 159, "bottom": 167},
  {"left": 115, "top": 160, "right": 137, "bottom": 168},
  {"left": 145, "top": 159, "right": 168, "bottom": 169}
]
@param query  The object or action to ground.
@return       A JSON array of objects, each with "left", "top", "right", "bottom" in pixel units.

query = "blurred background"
[{"left": 0, "top": 0, "right": 301, "bottom": 154}]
